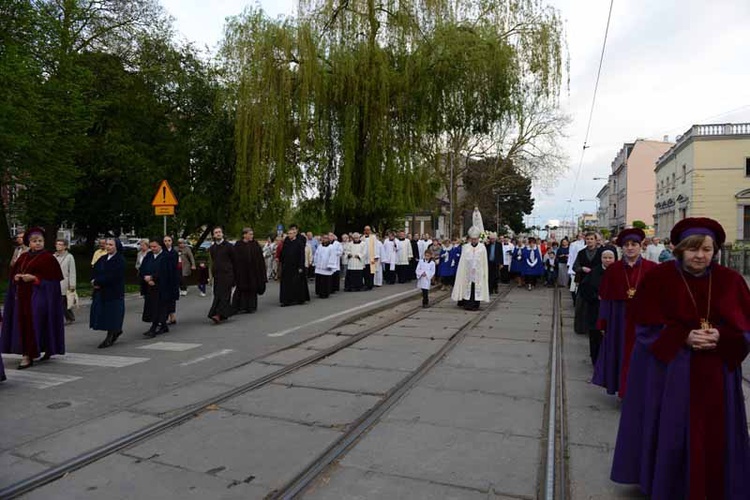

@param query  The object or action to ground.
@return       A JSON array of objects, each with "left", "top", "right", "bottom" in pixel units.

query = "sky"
[{"left": 160, "top": 0, "right": 750, "bottom": 228}]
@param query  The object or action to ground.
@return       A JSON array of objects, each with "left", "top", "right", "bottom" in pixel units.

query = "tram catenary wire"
[{"left": 0, "top": 289, "right": 449, "bottom": 500}]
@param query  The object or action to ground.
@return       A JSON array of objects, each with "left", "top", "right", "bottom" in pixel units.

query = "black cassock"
[
  {"left": 280, "top": 235, "right": 310, "bottom": 306},
  {"left": 232, "top": 240, "right": 267, "bottom": 313},
  {"left": 208, "top": 240, "right": 235, "bottom": 320},
  {"left": 140, "top": 252, "right": 175, "bottom": 331}
]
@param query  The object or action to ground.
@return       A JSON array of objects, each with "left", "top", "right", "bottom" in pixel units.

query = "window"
[
  {"left": 745, "top": 206, "right": 750, "bottom": 240},
  {"left": 682, "top": 164, "right": 686, "bottom": 183},
  {"left": 746, "top": 158, "right": 750, "bottom": 177},
  {"left": 671, "top": 173, "right": 676, "bottom": 189},
  {"left": 613, "top": 203, "right": 617, "bottom": 218}
]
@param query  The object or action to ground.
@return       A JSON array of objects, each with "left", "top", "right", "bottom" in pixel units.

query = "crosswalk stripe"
[
  {"left": 179, "top": 349, "right": 235, "bottom": 367},
  {"left": 137, "top": 342, "right": 202, "bottom": 352},
  {"left": 3, "top": 370, "right": 82, "bottom": 389},
  {"left": 2, "top": 353, "right": 149, "bottom": 368}
]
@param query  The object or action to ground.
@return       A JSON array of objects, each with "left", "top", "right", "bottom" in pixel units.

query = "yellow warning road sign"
[{"left": 151, "top": 180, "right": 178, "bottom": 207}]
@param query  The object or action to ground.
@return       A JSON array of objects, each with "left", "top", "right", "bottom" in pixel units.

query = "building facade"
[
  {"left": 596, "top": 184, "right": 609, "bottom": 230},
  {"left": 654, "top": 123, "right": 750, "bottom": 244},
  {"left": 605, "top": 139, "right": 674, "bottom": 233}
]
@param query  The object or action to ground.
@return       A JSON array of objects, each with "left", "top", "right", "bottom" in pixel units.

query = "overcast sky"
[{"left": 161, "top": 0, "right": 750, "bottom": 228}]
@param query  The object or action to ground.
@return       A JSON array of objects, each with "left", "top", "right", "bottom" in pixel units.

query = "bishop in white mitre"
[{"left": 451, "top": 226, "right": 490, "bottom": 311}]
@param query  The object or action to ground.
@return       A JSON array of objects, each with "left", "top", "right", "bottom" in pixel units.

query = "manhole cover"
[{"left": 47, "top": 402, "right": 72, "bottom": 410}]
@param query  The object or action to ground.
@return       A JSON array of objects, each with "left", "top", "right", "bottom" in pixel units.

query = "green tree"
[
  {"left": 632, "top": 220, "right": 647, "bottom": 230},
  {"left": 223, "top": 0, "right": 564, "bottom": 234}
]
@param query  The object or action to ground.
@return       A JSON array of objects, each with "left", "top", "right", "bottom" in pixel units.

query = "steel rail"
[
  {"left": 0, "top": 291, "right": 449, "bottom": 500},
  {"left": 270, "top": 287, "right": 514, "bottom": 500},
  {"left": 544, "top": 287, "right": 561, "bottom": 500}
]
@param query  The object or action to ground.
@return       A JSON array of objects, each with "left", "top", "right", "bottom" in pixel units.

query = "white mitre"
[{"left": 468, "top": 226, "right": 481, "bottom": 239}]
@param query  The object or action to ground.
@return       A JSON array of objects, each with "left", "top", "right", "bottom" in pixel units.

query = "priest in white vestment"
[
  {"left": 451, "top": 226, "right": 490, "bottom": 310},
  {"left": 363, "top": 226, "right": 383, "bottom": 289}
]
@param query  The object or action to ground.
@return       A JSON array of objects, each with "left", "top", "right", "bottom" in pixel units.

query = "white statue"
[{"left": 472, "top": 207, "right": 485, "bottom": 234}]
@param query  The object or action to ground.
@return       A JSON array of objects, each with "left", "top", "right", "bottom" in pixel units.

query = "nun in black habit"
[
  {"left": 279, "top": 225, "right": 310, "bottom": 307},
  {"left": 232, "top": 228, "right": 267, "bottom": 314}
]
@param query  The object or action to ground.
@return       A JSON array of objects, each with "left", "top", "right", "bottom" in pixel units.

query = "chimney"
[{"left": 663, "top": 135, "right": 669, "bottom": 142}]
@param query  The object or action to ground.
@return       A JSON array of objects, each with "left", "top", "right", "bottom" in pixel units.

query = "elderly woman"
[
  {"left": 139, "top": 238, "right": 172, "bottom": 337},
  {"left": 90, "top": 238, "right": 125, "bottom": 348},
  {"left": 611, "top": 218, "right": 750, "bottom": 499},
  {"left": 1, "top": 227, "right": 65, "bottom": 368},
  {"left": 54, "top": 239, "right": 77, "bottom": 323},
  {"left": 162, "top": 236, "right": 180, "bottom": 325}
]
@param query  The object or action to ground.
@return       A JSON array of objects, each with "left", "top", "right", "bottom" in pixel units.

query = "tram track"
[
  {"left": 0, "top": 289, "right": 450, "bottom": 499},
  {"left": 268, "top": 286, "right": 514, "bottom": 500}
]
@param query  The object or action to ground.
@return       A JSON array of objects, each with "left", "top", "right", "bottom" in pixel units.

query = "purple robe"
[
  {"left": 611, "top": 262, "right": 750, "bottom": 499},
  {"left": 593, "top": 258, "right": 658, "bottom": 397},
  {"left": 592, "top": 298, "right": 626, "bottom": 394},
  {"left": 1, "top": 250, "right": 66, "bottom": 358}
]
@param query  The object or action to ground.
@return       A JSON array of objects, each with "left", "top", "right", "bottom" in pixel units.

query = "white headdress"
[{"left": 468, "top": 226, "right": 481, "bottom": 239}]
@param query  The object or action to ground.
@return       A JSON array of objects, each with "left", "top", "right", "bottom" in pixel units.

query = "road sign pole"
[{"left": 163, "top": 216, "right": 167, "bottom": 237}]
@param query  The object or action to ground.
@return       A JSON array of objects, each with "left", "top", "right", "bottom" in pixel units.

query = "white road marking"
[
  {"left": 2, "top": 353, "right": 149, "bottom": 368},
  {"left": 179, "top": 349, "right": 235, "bottom": 367},
  {"left": 3, "top": 370, "right": 82, "bottom": 389},
  {"left": 267, "top": 289, "right": 418, "bottom": 338},
  {"left": 137, "top": 342, "right": 202, "bottom": 352}
]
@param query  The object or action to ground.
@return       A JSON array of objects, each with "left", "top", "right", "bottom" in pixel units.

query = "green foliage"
[{"left": 632, "top": 220, "right": 647, "bottom": 230}]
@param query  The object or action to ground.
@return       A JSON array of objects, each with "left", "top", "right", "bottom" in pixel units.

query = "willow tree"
[{"left": 223, "top": 0, "right": 564, "bottom": 232}]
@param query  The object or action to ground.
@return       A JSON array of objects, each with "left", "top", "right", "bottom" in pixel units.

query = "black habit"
[
  {"left": 208, "top": 240, "right": 235, "bottom": 320},
  {"left": 232, "top": 239, "right": 267, "bottom": 313},
  {"left": 486, "top": 241, "right": 502, "bottom": 294},
  {"left": 280, "top": 235, "right": 310, "bottom": 306}
]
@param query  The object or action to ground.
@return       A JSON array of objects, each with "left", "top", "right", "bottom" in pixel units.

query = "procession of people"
[{"left": 1, "top": 211, "right": 749, "bottom": 499}]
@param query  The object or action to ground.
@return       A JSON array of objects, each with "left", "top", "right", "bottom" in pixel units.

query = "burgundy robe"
[
  {"left": 1, "top": 250, "right": 65, "bottom": 359},
  {"left": 592, "top": 257, "right": 657, "bottom": 396},
  {"left": 611, "top": 261, "right": 750, "bottom": 499}
]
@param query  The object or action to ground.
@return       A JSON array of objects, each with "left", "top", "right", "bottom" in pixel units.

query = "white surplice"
[{"left": 451, "top": 243, "right": 490, "bottom": 303}]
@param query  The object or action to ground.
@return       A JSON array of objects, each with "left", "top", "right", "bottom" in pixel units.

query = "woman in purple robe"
[
  {"left": 611, "top": 218, "right": 750, "bottom": 500},
  {"left": 1, "top": 227, "right": 65, "bottom": 369},
  {"left": 592, "top": 228, "right": 657, "bottom": 397}
]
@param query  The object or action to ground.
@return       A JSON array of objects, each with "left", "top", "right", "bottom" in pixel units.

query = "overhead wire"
[{"left": 564, "top": 0, "right": 615, "bottom": 225}]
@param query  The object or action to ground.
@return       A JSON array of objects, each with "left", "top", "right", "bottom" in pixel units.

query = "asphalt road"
[{"left": 0, "top": 280, "right": 422, "bottom": 487}]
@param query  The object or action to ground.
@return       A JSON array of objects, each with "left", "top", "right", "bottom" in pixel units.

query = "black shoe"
[
  {"left": 112, "top": 330, "right": 123, "bottom": 344},
  {"left": 40, "top": 352, "right": 52, "bottom": 361},
  {"left": 18, "top": 359, "right": 33, "bottom": 370},
  {"left": 156, "top": 325, "right": 169, "bottom": 335},
  {"left": 143, "top": 330, "right": 157, "bottom": 338},
  {"left": 98, "top": 331, "right": 115, "bottom": 349},
  {"left": 422, "top": 303, "right": 429, "bottom": 308}
]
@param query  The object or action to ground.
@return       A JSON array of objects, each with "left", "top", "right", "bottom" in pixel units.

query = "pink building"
[{"left": 605, "top": 139, "right": 674, "bottom": 232}]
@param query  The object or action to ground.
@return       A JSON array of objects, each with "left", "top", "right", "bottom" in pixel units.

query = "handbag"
[{"left": 66, "top": 289, "right": 79, "bottom": 309}]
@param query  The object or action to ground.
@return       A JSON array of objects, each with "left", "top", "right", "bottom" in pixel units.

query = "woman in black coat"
[
  {"left": 90, "top": 238, "right": 126, "bottom": 348},
  {"left": 139, "top": 238, "right": 177, "bottom": 337}
]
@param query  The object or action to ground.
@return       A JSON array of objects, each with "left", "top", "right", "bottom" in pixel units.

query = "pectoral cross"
[
  {"left": 627, "top": 288, "right": 636, "bottom": 299},
  {"left": 700, "top": 319, "right": 713, "bottom": 331}
]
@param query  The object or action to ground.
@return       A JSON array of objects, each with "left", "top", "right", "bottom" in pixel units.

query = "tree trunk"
[{"left": 0, "top": 196, "right": 14, "bottom": 280}]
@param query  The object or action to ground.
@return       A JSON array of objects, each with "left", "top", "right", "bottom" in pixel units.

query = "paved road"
[{"left": 0, "top": 280, "right": 422, "bottom": 488}]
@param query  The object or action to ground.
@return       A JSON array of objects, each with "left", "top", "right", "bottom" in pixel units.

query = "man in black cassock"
[
  {"left": 208, "top": 226, "right": 235, "bottom": 323},
  {"left": 279, "top": 224, "right": 310, "bottom": 307},
  {"left": 232, "top": 227, "right": 266, "bottom": 314},
  {"left": 485, "top": 233, "right": 502, "bottom": 294}
]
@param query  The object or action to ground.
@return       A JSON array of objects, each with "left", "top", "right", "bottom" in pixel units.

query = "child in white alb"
[{"left": 415, "top": 249, "right": 436, "bottom": 307}]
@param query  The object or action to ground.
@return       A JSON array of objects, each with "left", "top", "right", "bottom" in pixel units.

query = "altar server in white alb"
[
  {"left": 451, "top": 226, "right": 490, "bottom": 311},
  {"left": 313, "top": 234, "right": 339, "bottom": 298},
  {"left": 394, "top": 230, "right": 413, "bottom": 283},
  {"left": 415, "top": 248, "right": 436, "bottom": 308},
  {"left": 381, "top": 231, "right": 398, "bottom": 284}
]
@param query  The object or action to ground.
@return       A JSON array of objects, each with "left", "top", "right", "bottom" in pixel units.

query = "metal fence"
[{"left": 721, "top": 247, "right": 750, "bottom": 275}]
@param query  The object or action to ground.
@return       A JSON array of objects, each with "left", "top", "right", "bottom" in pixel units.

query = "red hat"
[
  {"left": 670, "top": 217, "right": 725, "bottom": 247},
  {"left": 23, "top": 227, "right": 45, "bottom": 246},
  {"left": 616, "top": 228, "right": 645, "bottom": 247}
]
